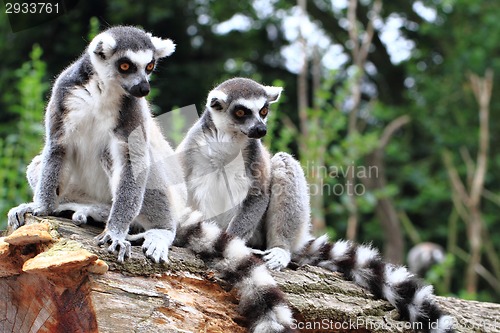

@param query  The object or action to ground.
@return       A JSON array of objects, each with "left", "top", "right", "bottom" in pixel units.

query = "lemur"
[
  {"left": 7, "top": 28, "right": 295, "bottom": 333},
  {"left": 408, "top": 242, "right": 446, "bottom": 277},
  {"left": 176, "top": 77, "right": 455, "bottom": 333},
  {"left": 7, "top": 26, "right": 183, "bottom": 263}
]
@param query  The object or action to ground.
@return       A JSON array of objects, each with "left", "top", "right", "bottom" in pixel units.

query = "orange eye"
[
  {"left": 119, "top": 63, "right": 130, "bottom": 71},
  {"left": 260, "top": 108, "right": 268, "bottom": 117},
  {"left": 235, "top": 109, "right": 246, "bottom": 117},
  {"left": 146, "top": 62, "right": 155, "bottom": 72}
]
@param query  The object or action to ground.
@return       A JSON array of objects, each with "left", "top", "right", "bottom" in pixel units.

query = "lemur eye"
[
  {"left": 119, "top": 63, "right": 130, "bottom": 72},
  {"left": 260, "top": 107, "right": 269, "bottom": 117},
  {"left": 235, "top": 109, "right": 246, "bottom": 118},
  {"left": 146, "top": 62, "right": 155, "bottom": 72}
]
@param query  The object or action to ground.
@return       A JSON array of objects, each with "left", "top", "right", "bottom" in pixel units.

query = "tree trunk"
[
  {"left": 360, "top": 115, "right": 411, "bottom": 264},
  {"left": 1, "top": 215, "right": 498, "bottom": 333},
  {"left": 296, "top": 0, "right": 326, "bottom": 234},
  {"left": 363, "top": 150, "right": 404, "bottom": 264},
  {"left": 466, "top": 207, "right": 482, "bottom": 294}
]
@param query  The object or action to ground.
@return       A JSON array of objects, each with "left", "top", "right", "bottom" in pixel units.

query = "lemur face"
[
  {"left": 87, "top": 26, "right": 175, "bottom": 98},
  {"left": 112, "top": 49, "right": 156, "bottom": 98},
  {"left": 223, "top": 95, "right": 269, "bottom": 139},
  {"left": 206, "top": 78, "right": 283, "bottom": 139}
]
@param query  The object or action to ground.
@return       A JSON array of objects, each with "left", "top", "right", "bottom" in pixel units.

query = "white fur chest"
[
  {"left": 61, "top": 79, "right": 122, "bottom": 202},
  {"left": 64, "top": 78, "right": 121, "bottom": 133},
  {"left": 187, "top": 134, "right": 252, "bottom": 226}
]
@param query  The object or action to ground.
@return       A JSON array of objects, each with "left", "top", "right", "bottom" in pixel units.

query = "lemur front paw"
[
  {"left": 7, "top": 203, "right": 34, "bottom": 229},
  {"left": 142, "top": 229, "right": 175, "bottom": 264},
  {"left": 262, "top": 247, "right": 291, "bottom": 270},
  {"left": 96, "top": 230, "right": 131, "bottom": 263},
  {"left": 32, "top": 204, "right": 55, "bottom": 217}
]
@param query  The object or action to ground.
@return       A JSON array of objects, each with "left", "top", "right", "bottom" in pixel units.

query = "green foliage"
[
  {"left": 87, "top": 16, "right": 100, "bottom": 41},
  {"left": 167, "top": 106, "right": 189, "bottom": 148},
  {"left": 425, "top": 254, "right": 455, "bottom": 296},
  {"left": 263, "top": 79, "right": 291, "bottom": 152},
  {"left": 399, "top": 1, "right": 500, "bottom": 301},
  {"left": 0, "top": 44, "right": 47, "bottom": 229}
]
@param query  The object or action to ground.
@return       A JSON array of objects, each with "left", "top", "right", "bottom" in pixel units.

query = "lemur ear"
[
  {"left": 89, "top": 32, "right": 116, "bottom": 60},
  {"left": 264, "top": 86, "right": 283, "bottom": 103},
  {"left": 150, "top": 36, "right": 176, "bottom": 58},
  {"left": 206, "top": 90, "right": 228, "bottom": 111}
]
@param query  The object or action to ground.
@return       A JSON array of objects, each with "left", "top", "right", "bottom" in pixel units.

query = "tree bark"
[
  {"left": 1, "top": 215, "right": 499, "bottom": 333},
  {"left": 361, "top": 115, "right": 411, "bottom": 264},
  {"left": 363, "top": 149, "right": 404, "bottom": 264}
]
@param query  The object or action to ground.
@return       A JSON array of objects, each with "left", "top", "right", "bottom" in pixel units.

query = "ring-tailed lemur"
[
  {"left": 7, "top": 28, "right": 296, "bottom": 333},
  {"left": 408, "top": 242, "right": 446, "bottom": 277},
  {"left": 176, "top": 77, "right": 455, "bottom": 333},
  {"left": 7, "top": 26, "right": 185, "bottom": 264}
]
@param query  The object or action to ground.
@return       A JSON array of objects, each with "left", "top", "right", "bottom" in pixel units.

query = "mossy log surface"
[{"left": 1, "top": 215, "right": 499, "bottom": 333}]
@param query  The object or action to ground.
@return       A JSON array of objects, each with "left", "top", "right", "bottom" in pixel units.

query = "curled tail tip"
[
  {"left": 388, "top": 273, "right": 454, "bottom": 333},
  {"left": 251, "top": 323, "right": 296, "bottom": 333},
  {"left": 241, "top": 284, "right": 295, "bottom": 333},
  {"left": 181, "top": 220, "right": 296, "bottom": 333},
  {"left": 249, "top": 305, "right": 296, "bottom": 333},
  {"left": 232, "top": 255, "right": 295, "bottom": 333}
]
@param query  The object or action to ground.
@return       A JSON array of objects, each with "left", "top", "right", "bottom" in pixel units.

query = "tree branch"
[
  {"left": 442, "top": 150, "right": 470, "bottom": 206},
  {"left": 378, "top": 115, "right": 411, "bottom": 150},
  {"left": 468, "top": 70, "right": 493, "bottom": 207}
]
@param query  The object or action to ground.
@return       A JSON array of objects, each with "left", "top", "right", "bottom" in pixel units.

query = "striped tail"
[
  {"left": 294, "top": 235, "right": 454, "bottom": 333},
  {"left": 176, "top": 210, "right": 296, "bottom": 333}
]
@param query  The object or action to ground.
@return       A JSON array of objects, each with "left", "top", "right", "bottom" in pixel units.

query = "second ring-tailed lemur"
[
  {"left": 8, "top": 26, "right": 184, "bottom": 263},
  {"left": 7, "top": 28, "right": 296, "bottom": 333},
  {"left": 408, "top": 242, "right": 446, "bottom": 277},
  {"left": 177, "top": 77, "right": 454, "bottom": 333}
]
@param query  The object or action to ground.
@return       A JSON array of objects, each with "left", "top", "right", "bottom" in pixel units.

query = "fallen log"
[{"left": 1, "top": 215, "right": 498, "bottom": 333}]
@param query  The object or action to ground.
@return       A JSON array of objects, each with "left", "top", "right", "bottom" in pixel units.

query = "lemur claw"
[
  {"left": 7, "top": 203, "right": 33, "bottom": 229},
  {"left": 32, "top": 205, "right": 53, "bottom": 217},
  {"left": 96, "top": 231, "right": 131, "bottom": 262}
]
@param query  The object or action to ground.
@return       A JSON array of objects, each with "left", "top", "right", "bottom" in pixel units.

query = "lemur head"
[
  {"left": 206, "top": 78, "right": 282, "bottom": 139},
  {"left": 88, "top": 26, "right": 175, "bottom": 98}
]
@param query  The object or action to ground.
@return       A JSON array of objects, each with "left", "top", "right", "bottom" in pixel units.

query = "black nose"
[
  {"left": 248, "top": 124, "right": 267, "bottom": 138},
  {"left": 129, "top": 81, "right": 150, "bottom": 97}
]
